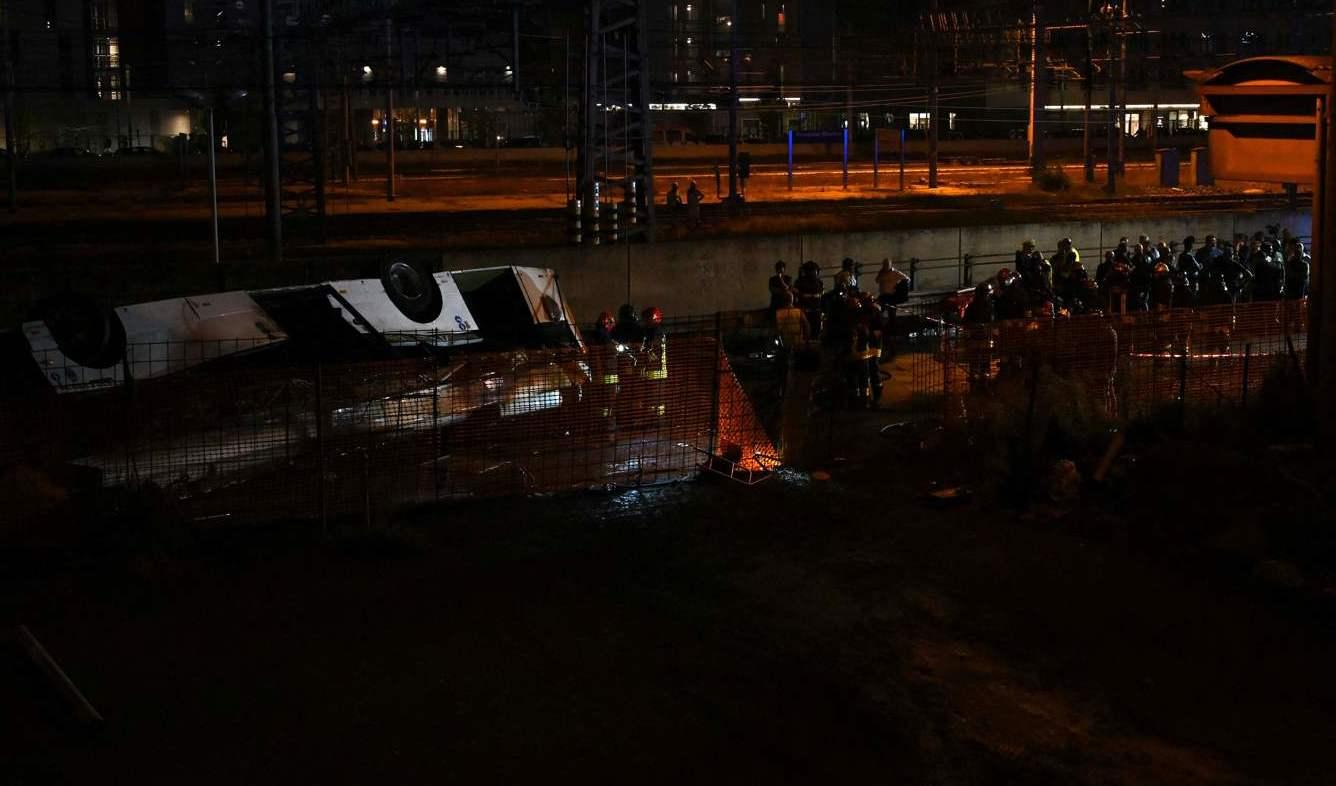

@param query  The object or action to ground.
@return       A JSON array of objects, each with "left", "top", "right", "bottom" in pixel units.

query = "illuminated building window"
[
  {"left": 94, "top": 36, "right": 122, "bottom": 101},
  {"left": 909, "top": 111, "right": 931, "bottom": 130},
  {"left": 777, "top": 4, "right": 786, "bottom": 33}
]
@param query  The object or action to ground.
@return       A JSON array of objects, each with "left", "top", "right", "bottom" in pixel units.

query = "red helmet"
[
  {"left": 597, "top": 311, "right": 615, "bottom": 331},
  {"left": 642, "top": 306, "right": 663, "bottom": 326}
]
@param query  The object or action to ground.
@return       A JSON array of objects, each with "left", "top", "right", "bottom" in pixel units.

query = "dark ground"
[{"left": 4, "top": 412, "right": 1336, "bottom": 785}]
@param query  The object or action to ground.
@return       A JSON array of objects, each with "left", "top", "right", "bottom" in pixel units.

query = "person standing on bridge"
[
  {"left": 1051, "top": 237, "right": 1078, "bottom": 278},
  {"left": 1128, "top": 244, "right": 1155, "bottom": 312},
  {"left": 1285, "top": 240, "right": 1311, "bottom": 301},
  {"left": 666, "top": 181, "right": 683, "bottom": 211},
  {"left": 1138, "top": 236, "right": 1160, "bottom": 264},
  {"left": 795, "top": 261, "right": 825, "bottom": 339},
  {"left": 1016, "top": 240, "right": 1052, "bottom": 306},
  {"left": 840, "top": 257, "right": 860, "bottom": 292},
  {"left": 1150, "top": 262, "right": 1176, "bottom": 311},
  {"left": 1195, "top": 234, "right": 1222, "bottom": 272},
  {"left": 769, "top": 261, "right": 794, "bottom": 314},
  {"left": 1097, "top": 251, "right": 1130, "bottom": 314},
  {"left": 1252, "top": 241, "right": 1286, "bottom": 301},
  {"left": 1114, "top": 237, "right": 1132, "bottom": 264},
  {"left": 875, "top": 259, "right": 910, "bottom": 311},
  {"left": 875, "top": 259, "right": 910, "bottom": 360},
  {"left": 1050, "top": 238, "right": 1080, "bottom": 310},
  {"left": 963, "top": 282, "right": 995, "bottom": 392},
  {"left": 686, "top": 180, "right": 703, "bottom": 228},
  {"left": 1207, "top": 245, "right": 1253, "bottom": 305},
  {"left": 1178, "top": 236, "right": 1202, "bottom": 306}
]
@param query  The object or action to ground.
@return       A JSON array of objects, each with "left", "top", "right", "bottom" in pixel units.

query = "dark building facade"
[{"left": 1, "top": 0, "right": 1329, "bottom": 152}]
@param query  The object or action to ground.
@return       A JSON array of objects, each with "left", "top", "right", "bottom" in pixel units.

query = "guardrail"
[{"left": 907, "top": 299, "right": 1308, "bottom": 422}]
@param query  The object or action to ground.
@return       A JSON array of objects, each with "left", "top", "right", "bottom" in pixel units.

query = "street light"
[
  {"left": 1097, "top": 1, "right": 1120, "bottom": 193},
  {"left": 178, "top": 89, "right": 248, "bottom": 284}
]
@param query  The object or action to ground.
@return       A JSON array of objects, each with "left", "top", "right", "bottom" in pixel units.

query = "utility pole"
[
  {"left": 347, "top": 75, "right": 358, "bottom": 183},
  {"left": 1316, "top": 0, "right": 1336, "bottom": 440},
  {"left": 563, "top": 30, "right": 570, "bottom": 198},
  {"left": 1104, "top": 3, "right": 1118, "bottom": 193},
  {"left": 578, "top": 1, "right": 597, "bottom": 236},
  {"left": 927, "top": 0, "right": 939, "bottom": 189},
  {"left": 1117, "top": 0, "right": 1128, "bottom": 174},
  {"left": 207, "top": 107, "right": 220, "bottom": 275},
  {"left": 260, "top": 0, "right": 283, "bottom": 262},
  {"left": 1083, "top": 8, "right": 1094, "bottom": 182},
  {"left": 1027, "top": 1, "right": 1044, "bottom": 173},
  {"left": 1313, "top": 94, "right": 1327, "bottom": 402},
  {"left": 385, "top": 17, "right": 396, "bottom": 202},
  {"left": 512, "top": 4, "right": 521, "bottom": 97},
  {"left": 2, "top": 0, "right": 17, "bottom": 214},
  {"left": 727, "top": 0, "right": 739, "bottom": 203}
]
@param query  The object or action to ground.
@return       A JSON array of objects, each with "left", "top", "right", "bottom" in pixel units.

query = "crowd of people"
[
  {"left": 755, "top": 227, "right": 1311, "bottom": 406},
  {"left": 767, "top": 257, "right": 911, "bottom": 409},
  {"left": 963, "top": 228, "right": 1311, "bottom": 324}
]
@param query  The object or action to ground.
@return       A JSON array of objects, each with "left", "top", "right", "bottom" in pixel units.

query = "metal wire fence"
[
  {"left": 907, "top": 299, "right": 1309, "bottom": 421},
  {"left": 1, "top": 322, "right": 778, "bottom": 526}
]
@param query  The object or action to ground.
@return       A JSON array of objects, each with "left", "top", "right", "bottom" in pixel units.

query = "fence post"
[
  {"left": 787, "top": 128, "right": 794, "bottom": 191},
  {"left": 899, "top": 128, "right": 906, "bottom": 191},
  {"left": 957, "top": 229, "right": 964, "bottom": 289},
  {"left": 873, "top": 131, "right": 880, "bottom": 189},
  {"left": 122, "top": 353, "right": 134, "bottom": 486},
  {"left": 708, "top": 311, "right": 723, "bottom": 458},
  {"left": 315, "top": 359, "right": 327, "bottom": 533},
  {"left": 1178, "top": 341, "right": 1189, "bottom": 428},
  {"left": 1023, "top": 351, "right": 1041, "bottom": 498},
  {"left": 1242, "top": 343, "right": 1252, "bottom": 409},
  {"left": 842, "top": 127, "right": 849, "bottom": 190},
  {"left": 432, "top": 349, "right": 441, "bottom": 504}
]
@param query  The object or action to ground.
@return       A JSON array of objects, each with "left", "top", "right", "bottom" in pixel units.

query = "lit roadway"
[{"left": 0, "top": 154, "right": 1301, "bottom": 260}]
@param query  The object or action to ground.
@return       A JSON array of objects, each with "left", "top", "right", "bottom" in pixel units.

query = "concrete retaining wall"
[{"left": 443, "top": 209, "right": 1312, "bottom": 320}]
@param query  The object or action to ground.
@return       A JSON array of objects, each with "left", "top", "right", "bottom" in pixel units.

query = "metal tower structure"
[
  {"left": 577, "top": 0, "right": 655, "bottom": 244},
  {"left": 272, "top": 0, "right": 329, "bottom": 241}
]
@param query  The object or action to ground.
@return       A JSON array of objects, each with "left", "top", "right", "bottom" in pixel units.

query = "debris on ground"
[{"left": 925, "top": 485, "right": 972, "bottom": 507}]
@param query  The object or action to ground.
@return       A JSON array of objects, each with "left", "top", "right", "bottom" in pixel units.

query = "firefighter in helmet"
[
  {"left": 641, "top": 306, "right": 667, "bottom": 380},
  {"left": 588, "top": 311, "right": 621, "bottom": 430}
]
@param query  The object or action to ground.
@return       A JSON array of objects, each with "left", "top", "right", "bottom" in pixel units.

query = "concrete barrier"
[{"left": 442, "top": 208, "right": 1311, "bottom": 320}]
